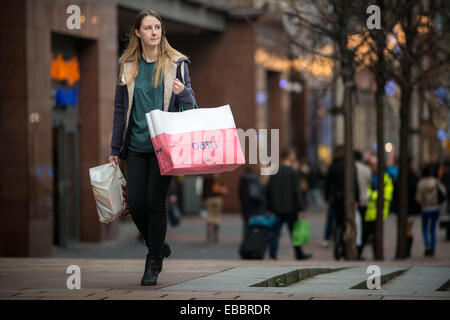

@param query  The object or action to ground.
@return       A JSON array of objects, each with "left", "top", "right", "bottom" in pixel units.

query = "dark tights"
[{"left": 125, "top": 150, "right": 172, "bottom": 259}]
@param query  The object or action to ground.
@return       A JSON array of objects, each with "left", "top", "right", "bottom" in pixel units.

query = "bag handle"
[{"left": 178, "top": 100, "right": 199, "bottom": 112}]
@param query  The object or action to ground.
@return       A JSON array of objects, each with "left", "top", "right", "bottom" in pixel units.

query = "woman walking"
[
  {"left": 203, "top": 173, "right": 229, "bottom": 243},
  {"left": 109, "top": 9, "right": 196, "bottom": 285},
  {"left": 416, "top": 165, "right": 447, "bottom": 257}
]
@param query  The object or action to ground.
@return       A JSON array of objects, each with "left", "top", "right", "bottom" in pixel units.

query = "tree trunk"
[
  {"left": 374, "top": 23, "right": 386, "bottom": 261},
  {"left": 396, "top": 82, "right": 412, "bottom": 259},
  {"left": 396, "top": 4, "right": 413, "bottom": 259},
  {"left": 375, "top": 74, "right": 385, "bottom": 261},
  {"left": 343, "top": 76, "right": 357, "bottom": 260}
]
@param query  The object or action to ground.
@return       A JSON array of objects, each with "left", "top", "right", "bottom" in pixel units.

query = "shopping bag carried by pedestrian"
[
  {"left": 292, "top": 219, "right": 310, "bottom": 246},
  {"left": 145, "top": 104, "right": 245, "bottom": 175},
  {"left": 89, "top": 163, "right": 128, "bottom": 224}
]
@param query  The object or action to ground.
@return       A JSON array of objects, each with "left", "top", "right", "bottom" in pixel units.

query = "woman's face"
[{"left": 135, "top": 15, "right": 162, "bottom": 47}]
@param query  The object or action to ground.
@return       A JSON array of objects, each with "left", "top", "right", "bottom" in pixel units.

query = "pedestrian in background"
[
  {"left": 321, "top": 151, "right": 342, "bottom": 248},
  {"left": 360, "top": 158, "right": 393, "bottom": 260},
  {"left": 416, "top": 165, "right": 447, "bottom": 257},
  {"left": 267, "top": 149, "right": 312, "bottom": 260},
  {"left": 386, "top": 157, "right": 399, "bottom": 182},
  {"left": 308, "top": 165, "right": 325, "bottom": 208},
  {"left": 324, "top": 146, "right": 345, "bottom": 260},
  {"left": 354, "top": 150, "right": 372, "bottom": 259},
  {"left": 428, "top": 155, "right": 441, "bottom": 178},
  {"left": 108, "top": 9, "right": 197, "bottom": 286},
  {"left": 325, "top": 146, "right": 359, "bottom": 260},
  {"left": 406, "top": 157, "right": 421, "bottom": 257},
  {"left": 167, "top": 179, "right": 182, "bottom": 227},
  {"left": 203, "top": 173, "right": 229, "bottom": 243},
  {"left": 297, "top": 158, "right": 310, "bottom": 208},
  {"left": 239, "top": 165, "right": 267, "bottom": 233}
]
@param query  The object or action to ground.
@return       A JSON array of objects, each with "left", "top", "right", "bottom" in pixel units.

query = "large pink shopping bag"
[{"left": 145, "top": 105, "right": 245, "bottom": 175}]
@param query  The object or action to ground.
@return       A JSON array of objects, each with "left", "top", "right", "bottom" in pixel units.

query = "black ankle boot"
[
  {"left": 163, "top": 242, "right": 171, "bottom": 258},
  {"left": 158, "top": 243, "right": 171, "bottom": 273},
  {"left": 141, "top": 254, "right": 162, "bottom": 286}
]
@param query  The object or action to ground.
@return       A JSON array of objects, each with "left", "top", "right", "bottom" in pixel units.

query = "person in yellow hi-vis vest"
[{"left": 357, "top": 158, "right": 394, "bottom": 260}]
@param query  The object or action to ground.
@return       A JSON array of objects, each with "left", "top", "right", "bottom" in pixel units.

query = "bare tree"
[
  {"left": 366, "top": 0, "right": 391, "bottom": 260},
  {"left": 380, "top": 0, "right": 450, "bottom": 258},
  {"left": 350, "top": 0, "right": 399, "bottom": 260},
  {"left": 280, "top": 0, "right": 371, "bottom": 259},
  {"left": 334, "top": 0, "right": 450, "bottom": 259},
  {"left": 281, "top": 0, "right": 450, "bottom": 261}
]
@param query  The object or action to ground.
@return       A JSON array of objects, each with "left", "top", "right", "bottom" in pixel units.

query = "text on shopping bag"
[{"left": 151, "top": 128, "right": 242, "bottom": 166}]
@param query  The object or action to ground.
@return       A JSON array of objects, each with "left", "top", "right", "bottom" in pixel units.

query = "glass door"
[{"left": 51, "top": 32, "right": 81, "bottom": 247}]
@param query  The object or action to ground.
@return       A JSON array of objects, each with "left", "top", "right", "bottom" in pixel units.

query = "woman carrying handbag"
[{"left": 108, "top": 9, "right": 196, "bottom": 285}]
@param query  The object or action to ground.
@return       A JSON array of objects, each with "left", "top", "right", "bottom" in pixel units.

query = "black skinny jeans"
[{"left": 125, "top": 150, "right": 173, "bottom": 259}]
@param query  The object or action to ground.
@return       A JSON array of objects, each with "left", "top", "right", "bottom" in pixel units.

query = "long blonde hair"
[{"left": 118, "top": 9, "right": 187, "bottom": 89}]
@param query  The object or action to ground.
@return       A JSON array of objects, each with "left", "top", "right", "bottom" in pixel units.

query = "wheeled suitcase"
[{"left": 239, "top": 226, "right": 271, "bottom": 259}]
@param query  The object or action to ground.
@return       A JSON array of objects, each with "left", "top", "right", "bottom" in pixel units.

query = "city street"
[
  {"left": 1, "top": 0, "right": 449, "bottom": 304},
  {"left": 51, "top": 208, "right": 450, "bottom": 263},
  {"left": 1, "top": 208, "right": 449, "bottom": 300}
]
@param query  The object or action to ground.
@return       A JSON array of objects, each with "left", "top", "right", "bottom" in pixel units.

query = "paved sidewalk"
[
  {"left": 1, "top": 212, "right": 449, "bottom": 300},
  {"left": 0, "top": 258, "right": 449, "bottom": 300}
]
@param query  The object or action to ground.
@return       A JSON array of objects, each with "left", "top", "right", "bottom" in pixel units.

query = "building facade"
[{"left": 1, "top": 0, "right": 300, "bottom": 256}]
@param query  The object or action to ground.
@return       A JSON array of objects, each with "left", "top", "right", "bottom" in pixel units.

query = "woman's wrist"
[{"left": 176, "top": 87, "right": 188, "bottom": 97}]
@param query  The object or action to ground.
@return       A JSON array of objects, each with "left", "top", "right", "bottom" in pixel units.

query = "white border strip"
[{"left": 146, "top": 105, "right": 236, "bottom": 137}]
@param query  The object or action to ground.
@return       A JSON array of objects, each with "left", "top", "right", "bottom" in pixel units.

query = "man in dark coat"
[
  {"left": 267, "top": 149, "right": 312, "bottom": 260},
  {"left": 325, "top": 146, "right": 359, "bottom": 260}
]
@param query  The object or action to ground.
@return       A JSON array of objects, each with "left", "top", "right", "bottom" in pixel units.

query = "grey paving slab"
[
  {"left": 164, "top": 266, "right": 344, "bottom": 292},
  {"left": 380, "top": 266, "right": 450, "bottom": 296},
  {"left": 262, "top": 267, "right": 450, "bottom": 298},
  {"left": 163, "top": 265, "right": 450, "bottom": 299},
  {"left": 208, "top": 266, "right": 301, "bottom": 278},
  {"left": 291, "top": 266, "right": 402, "bottom": 286}
]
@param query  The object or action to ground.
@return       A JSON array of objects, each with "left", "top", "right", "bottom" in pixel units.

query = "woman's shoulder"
[
  {"left": 175, "top": 57, "right": 191, "bottom": 66},
  {"left": 118, "top": 57, "right": 135, "bottom": 66},
  {"left": 172, "top": 50, "right": 191, "bottom": 65}
]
